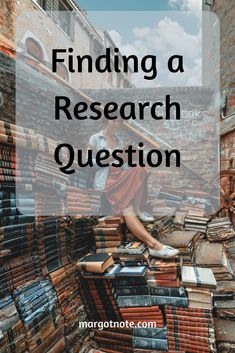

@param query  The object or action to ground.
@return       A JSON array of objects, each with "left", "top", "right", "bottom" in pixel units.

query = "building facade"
[{"left": 1, "top": 0, "right": 134, "bottom": 89}]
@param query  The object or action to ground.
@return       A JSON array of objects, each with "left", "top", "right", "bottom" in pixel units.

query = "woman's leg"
[
  {"left": 132, "top": 178, "right": 148, "bottom": 215},
  {"left": 123, "top": 205, "right": 163, "bottom": 250}
]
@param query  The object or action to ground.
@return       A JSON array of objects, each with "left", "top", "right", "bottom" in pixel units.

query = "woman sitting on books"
[{"left": 87, "top": 120, "right": 179, "bottom": 259}]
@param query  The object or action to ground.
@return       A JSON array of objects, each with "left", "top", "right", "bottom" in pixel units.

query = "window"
[
  {"left": 33, "top": 0, "right": 74, "bottom": 39},
  {"left": 58, "top": 1, "right": 71, "bottom": 36},
  {"left": 25, "top": 37, "right": 44, "bottom": 62},
  {"left": 34, "top": 0, "right": 50, "bottom": 11}
]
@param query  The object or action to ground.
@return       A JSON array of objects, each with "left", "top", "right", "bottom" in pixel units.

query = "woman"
[{"left": 87, "top": 120, "right": 179, "bottom": 258}]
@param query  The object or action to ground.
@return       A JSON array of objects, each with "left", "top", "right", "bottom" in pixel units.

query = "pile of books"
[
  {"left": 143, "top": 216, "right": 174, "bottom": 241},
  {"left": 147, "top": 258, "right": 182, "bottom": 287},
  {"left": 173, "top": 211, "right": 187, "bottom": 230},
  {"left": 150, "top": 286, "right": 188, "bottom": 307},
  {"left": 166, "top": 306, "right": 217, "bottom": 353},
  {"left": 215, "top": 319, "right": 235, "bottom": 353},
  {"left": 0, "top": 124, "right": 37, "bottom": 226},
  {"left": 49, "top": 264, "right": 88, "bottom": 352},
  {"left": 184, "top": 211, "right": 210, "bottom": 233},
  {"left": 78, "top": 276, "right": 121, "bottom": 322},
  {"left": 93, "top": 216, "right": 125, "bottom": 254},
  {"left": 113, "top": 241, "right": 149, "bottom": 266},
  {"left": 36, "top": 217, "right": 70, "bottom": 274},
  {"left": 194, "top": 241, "right": 234, "bottom": 281},
  {"left": 35, "top": 190, "right": 65, "bottom": 216},
  {"left": 34, "top": 134, "right": 68, "bottom": 189},
  {"left": 224, "top": 238, "right": 235, "bottom": 260},
  {"left": 207, "top": 217, "right": 235, "bottom": 242},
  {"left": 0, "top": 255, "right": 43, "bottom": 298},
  {"left": 0, "top": 122, "right": 37, "bottom": 186},
  {"left": 13, "top": 279, "right": 64, "bottom": 353},
  {"left": 153, "top": 216, "right": 175, "bottom": 240},
  {"left": 66, "top": 186, "right": 102, "bottom": 216},
  {"left": 115, "top": 267, "right": 150, "bottom": 308},
  {"left": 158, "top": 187, "right": 184, "bottom": 208},
  {"left": 0, "top": 220, "right": 37, "bottom": 261},
  {"left": 182, "top": 266, "right": 217, "bottom": 310},
  {"left": 0, "top": 295, "right": 26, "bottom": 353},
  {"left": 214, "top": 299, "right": 235, "bottom": 320},
  {"left": 67, "top": 217, "right": 95, "bottom": 261},
  {"left": 94, "top": 326, "right": 169, "bottom": 352},
  {"left": 160, "top": 230, "right": 201, "bottom": 264},
  {"left": 0, "top": 187, "right": 35, "bottom": 227}
]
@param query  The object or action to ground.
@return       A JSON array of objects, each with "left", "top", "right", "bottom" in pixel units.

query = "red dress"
[{"left": 104, "top": 166, "right": 150, "bottom": 214}]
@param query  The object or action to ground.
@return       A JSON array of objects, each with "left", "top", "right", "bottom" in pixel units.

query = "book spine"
[
  {"left": 132, "top": 336, "right": 168, "bottom": 351},
  {"left": 149, "top": 287, "right": 185, "bottom": 297},
  {"left": 116, "top": 286, "right": 149, "bottom": 296},
  {"left": 151, "top": 296, "right": 188, "bottom": 307}
]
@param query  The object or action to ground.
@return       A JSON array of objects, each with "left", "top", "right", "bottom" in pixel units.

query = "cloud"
[
  {"left": 108, "top": 16, "right": 202, "bottom": 87},
  {"left": 169, "top": 0, "right": 202, "bottom": 18}
]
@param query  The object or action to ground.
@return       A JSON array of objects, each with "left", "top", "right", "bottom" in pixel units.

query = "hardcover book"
[
  {"left": 181, "top": 266, "right": 217, "bottom": 289},
  {"left": 76, "top": 253, "right": 114, "bottom": 273}
]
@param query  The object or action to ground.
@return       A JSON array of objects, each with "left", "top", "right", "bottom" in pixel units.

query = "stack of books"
[
  {"left": 0, "top": 221, "right": 37, "bottom": 260},
  {"left": 94, "top": 326, "right": 169, "bottom": 352},
  {"left": 160, "top": 230, "right": 201, "bottom": 264},
  {"left": 78, "top": 277, "right": 121, "bottom": 322},
  {"left": 147, "top": 258, "right": 182, "bottom": 287},
  {"left": 154, "top": 216, "right": 175, "bottom": 240},
  {"left": 35, "top": 190, "right": 65, "bottom": 216},
  {"left": 143, "top": 216, "right": 174, "bottom": 241},
  {"left": 93, "top": 217, "right": 125, "bottom": 254},
  {"left": 158, "top": 187, "right": 184, "bottom": 208},
  {"left": 113, "top": 241, "right": 149, "bottom": 266},
  {"left": 89, "top": 348, "right": 185, "bottom": 353},
  {"left": 207, "top": 217, "right": 235, "bottom": 242},
  {"left": 214, "top": 280, "right": 235, "bottom": 296},
  {"left": 173, "top": 211, "right": 187, "bottom": 230},
  {"left": 150, "top": 286, "right": 188, "bottom": 307},
  {"left": 0, "top": 255, "right": 43, "bottom": 297},
  {"left": 36, "top": 217, "right": 70, "bottom": 274},
  {"left": 0, "top": 121, "right": 37, "bottom": 226},
  {"left": 67, "top": 217, "right": 95, "bottom": 261},
  {"left": 49, "top": 264, "right": 88, "bottom": 352},
  {"left": 0, "top": 295, "right": 26, "bottom": 353},
  {"left": 214, "top": 299, "right": 235, "bottom": 320},
  {"left": 114, "top": 267, "right": 166, "bottom": 328},
  {"left": 34, "top": 141, "right": 68, "bottom": 189},
  {"left": 194, "top": 241, "right": 234, "bottom": 281},
  {"left": 215, "top": 319, "right": 235, "bottom": 353},
  {"left": 182, "top": 266, "right": 217, "bottom": 310},
  {"left": 13, "top": 279, "right": 64, "bottom": 353},
  {"left": 115, "top": 266, "right": 150, "bottom": 308},
  {"left": 224, "top": 238, "right": 235, "bottom": 260},
  {"left": 166, "top": 306, "right": 217, "bottom": 353},
  {"left": 184, "top": 211, "right": 210, "bottom": 233},
  {"left": 66, "top": 186, "right": 102, "bottom": 216}
]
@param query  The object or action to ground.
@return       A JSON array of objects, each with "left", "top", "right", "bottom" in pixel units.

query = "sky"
[{"left": 76, "top": 0, "right": 203, "bottom": 87}]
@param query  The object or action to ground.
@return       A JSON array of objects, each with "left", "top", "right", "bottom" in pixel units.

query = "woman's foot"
[
  {"left": 149, "top": 245, "right": 179, "bottom": 259},
  {"left": 138, "top": 212, "right": 155, "bottom": 222}
]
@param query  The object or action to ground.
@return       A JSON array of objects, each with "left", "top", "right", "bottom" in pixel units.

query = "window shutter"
[{"left": 45, "top": 0, "right": 53, "bottom": 12}]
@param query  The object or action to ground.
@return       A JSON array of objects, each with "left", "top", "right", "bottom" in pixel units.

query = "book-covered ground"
[{"left": 0, "top": 116, "right": 235, "bottom": 352}]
